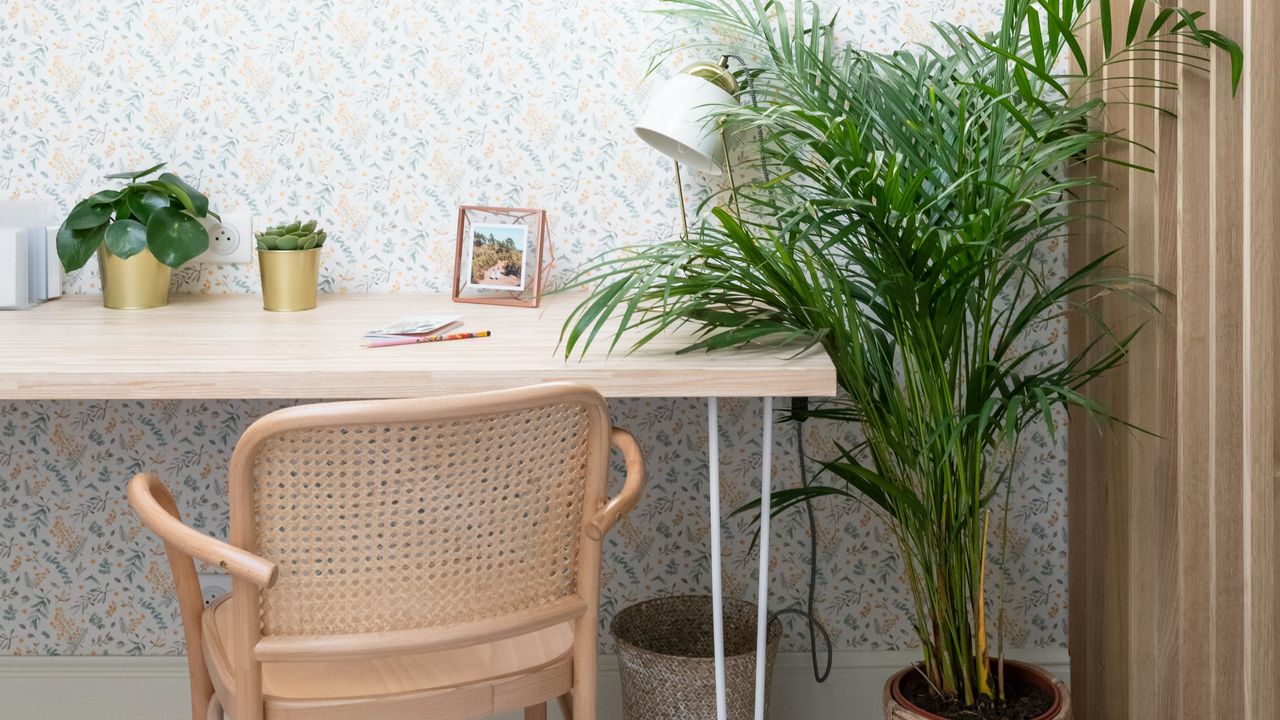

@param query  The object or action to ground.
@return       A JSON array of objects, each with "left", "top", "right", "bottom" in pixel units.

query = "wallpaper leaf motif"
[{"left": 0, "top": 0, "right": 1063, "bottom": 658}]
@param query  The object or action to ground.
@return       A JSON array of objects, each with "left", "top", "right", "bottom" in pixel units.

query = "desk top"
[{"left": 0, "top": 294, "right": 837, "bottom": 399}]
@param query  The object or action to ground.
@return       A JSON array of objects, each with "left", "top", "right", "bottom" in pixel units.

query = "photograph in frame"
[{"left": 465, "top": 223, "right": 529, "bottom": 291}]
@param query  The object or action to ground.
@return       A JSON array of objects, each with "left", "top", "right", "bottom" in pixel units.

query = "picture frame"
[{"left": 453, "top": 206, "right": 553, "bottom": 308}]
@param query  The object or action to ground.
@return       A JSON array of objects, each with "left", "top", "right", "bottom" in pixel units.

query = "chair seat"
[{"left": 202, "top": 595, "right": 575, "bottom": 717}]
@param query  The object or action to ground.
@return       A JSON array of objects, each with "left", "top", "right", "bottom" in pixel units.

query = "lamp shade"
[{"left": 634, "top": 73, "right": 738, "bottom": 175}]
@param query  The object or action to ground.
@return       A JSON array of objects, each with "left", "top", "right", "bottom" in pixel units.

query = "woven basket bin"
[{"left": 612, "top": 595, "right": 781, "bottom": 720}]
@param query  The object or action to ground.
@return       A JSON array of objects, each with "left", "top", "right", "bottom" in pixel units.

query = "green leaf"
[
  {"left": 64, "top": 200, "right": 114, "bottom": 230},
  {"left": 1125, "top": 0, "right": 1147, "bottom": 45},
  {"left": 1099, "top": 0, "right": 1113, "bottom": 56},
  {"left": 1040, "top": 5, "right": 1087, "bottom": 75},
  {"left": 104, "top": 219, "right": 149, "bottom": 259},
  {"left": 55, "top": 221, "right": 106, "bottom": 272},
  {"left": 1026, "top": 7, "right": 1045, "bottom": 71},
  {"left": 1146, "top": 8, "right": 1177, "bottom": 38},
  {"left": 1199, "top": 30, "right": 1244, "bottom": 92},
  {"left": 145, "top": 180, "right": 192, "bottom": 210},
  {"left": 733, "top": 486, "right": 854, "bottom": 520},
  {"left": 126, "top": 190, "right": 169, "bottom": 224},
  {"left": 822, "top": 457, "right": 927, "bottom": 519},
  {"left": 145, "top": 208, "right": 209, "bottom": 268},
  {"left": 1169, "top": 8, "right": 1208, "bottom": 32},
  {"left": 85, "top": 189, "right": 122, "bottom": 204},
  {"left": 156, "top": 173, "right": 209, "bottom": 216},
  {"left": 104, "top": 162, "right": 167, "bottom": 180}
]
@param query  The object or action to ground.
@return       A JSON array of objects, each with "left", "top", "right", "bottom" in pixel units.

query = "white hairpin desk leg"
[
  {"left": 708, "top": 397, "right": 728, "bottom": 720},
  {"left": 754, "top": 396, "right": 773, "bottom": 720}
]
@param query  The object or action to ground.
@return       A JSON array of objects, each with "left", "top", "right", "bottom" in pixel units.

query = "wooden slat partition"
[{"left": 1068, "top": 1, "right": 1279, "bottom": 718}]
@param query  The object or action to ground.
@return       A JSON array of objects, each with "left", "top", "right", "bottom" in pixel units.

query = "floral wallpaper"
[
  {"left": 0, "top": 397, "right": 1067, "bottom": 656},
  {"left": 0, "top": 0, "right": 1066, "bottom": 659}
]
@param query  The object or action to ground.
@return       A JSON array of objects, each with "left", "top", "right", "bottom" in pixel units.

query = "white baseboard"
[{"left": 0, "top": 649, "right": 1068, "bottom": 720}]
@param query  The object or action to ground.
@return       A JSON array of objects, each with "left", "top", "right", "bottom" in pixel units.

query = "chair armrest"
[
  {"left": 127, "top": 473, "right": 278, "bottom": 588},
  {"left": 586, "top": 428, "right": 646, "bottom": 541}
]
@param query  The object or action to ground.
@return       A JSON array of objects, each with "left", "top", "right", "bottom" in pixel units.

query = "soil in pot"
[{"left": 897, "top": 670, "right": 1054, "bottom": 720}]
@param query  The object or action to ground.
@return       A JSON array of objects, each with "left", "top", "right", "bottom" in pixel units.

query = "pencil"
[{"left": 363, "top": 330, "right": 492, "bottom": 348}]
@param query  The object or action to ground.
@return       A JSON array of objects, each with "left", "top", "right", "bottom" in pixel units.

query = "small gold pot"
[
  {"left": 258, "top": 248, "right": 321, "bottom": 312},
  {"left": 97, "top": 245, "right": 172, "bottom": 310}
]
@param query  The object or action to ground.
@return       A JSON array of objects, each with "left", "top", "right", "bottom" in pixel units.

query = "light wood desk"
[
  {"left": 0, "top": 293, "right": 837, "bottom": 720},
  {"left": 0, "top": 294, "right": 835, "bottom": 399}
]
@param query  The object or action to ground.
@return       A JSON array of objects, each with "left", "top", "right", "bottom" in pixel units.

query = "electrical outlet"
[
  {"left": 197, "top": 572, "right": 232, "bottom": 607},
  {"left": 195, "top": 210, "right": 254, "bottom": 265}
]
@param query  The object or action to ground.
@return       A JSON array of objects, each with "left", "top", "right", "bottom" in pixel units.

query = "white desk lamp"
[{"left": 634, "top": 57, "right": 740, "bottom": 237}]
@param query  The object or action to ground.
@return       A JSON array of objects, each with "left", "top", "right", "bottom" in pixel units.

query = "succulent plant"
[{"left": 256, "top": 220, "right": 327, "bottom": 251}]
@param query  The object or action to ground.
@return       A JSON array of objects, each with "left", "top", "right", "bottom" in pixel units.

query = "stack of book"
[{"left": 0, "top": 199, "right": 61, "bottom": 310}]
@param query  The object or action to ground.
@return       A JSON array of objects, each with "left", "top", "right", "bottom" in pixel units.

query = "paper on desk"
[{"left": 363, "top": 316, "right": 462, "bottom": 340}]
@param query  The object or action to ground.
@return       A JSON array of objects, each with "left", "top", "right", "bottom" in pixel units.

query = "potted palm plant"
[
  {"left": 56, "top": 163, "right": 214, "bottom": 309},
  {"left": 563, "top": 1, "right": 1240, "bottom": 718}
]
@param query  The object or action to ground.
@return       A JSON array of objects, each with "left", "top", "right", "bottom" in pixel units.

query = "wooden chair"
[{"left": 127, "top": 382, "right": 645, "bottom": 720}]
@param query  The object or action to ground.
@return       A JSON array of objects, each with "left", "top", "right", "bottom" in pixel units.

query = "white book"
[
  {"left": 28, "top": 223, "right": 46, "bottom": 301},
  {"left": 0, "top": 228, "right": 30, "bottom": 309},
  {"left": 45, "top": 226, "right": 62, "bottom": 299}
]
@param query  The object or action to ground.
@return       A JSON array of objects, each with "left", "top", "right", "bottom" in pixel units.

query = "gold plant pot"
[
  {"left": 97, "top": 245, "right": 172, "bottom": 310},
  {"left": 259, "top": 248, "right": 321, "bottom": 312}
]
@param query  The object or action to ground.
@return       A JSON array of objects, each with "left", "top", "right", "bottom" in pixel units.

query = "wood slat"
[
  {"left": 1068, "top": 3, "right": 1111, "bottom": 708},
  {"left": 1173, "top": 5, "right": 1213, "bottom": 718},
  {"left": 1150, "top": 22, "right": 1183, "bottom": 720},
  {"left": 1064, "top": 17, "right": 1097, "bottom": 708},
  {"left": 1209, "top": 0, "right": 1248, "bottom": 714},
  {"left": 1096, "top": 6, "right": 1133, "bottom": 714},
  {"left": 1243, "top": 0, "right": 1280, "bottom": 712}
]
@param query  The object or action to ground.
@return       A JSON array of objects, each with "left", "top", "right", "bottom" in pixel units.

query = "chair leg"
[
  {"left": 192, "top": 688, "right": 212, "bottom": 720},
  {"left": 571, "top": 611, "right": 598, "bottom": 720},
  {"left": 556, "top": 692, "right": 574, "bottom": 720},
  {"left": 524, "top": 703, "right": 548, "bottom": 720}
]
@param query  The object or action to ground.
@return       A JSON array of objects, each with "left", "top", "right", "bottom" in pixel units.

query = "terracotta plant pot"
[{"left": 884, "top": 660, "right": 1071, "bottom": 720}]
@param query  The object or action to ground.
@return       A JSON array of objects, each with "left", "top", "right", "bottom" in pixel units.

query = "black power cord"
[
  {"left": 767, "top": 397, "right": 833, "bottom": 683},
  {"left": 720, "top": 54, "right": 769, "bottom": 186}
]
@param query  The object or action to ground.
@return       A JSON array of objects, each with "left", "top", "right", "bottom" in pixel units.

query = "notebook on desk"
[{"left": 362, "top": 316, "right": 462, "bottom": 341}]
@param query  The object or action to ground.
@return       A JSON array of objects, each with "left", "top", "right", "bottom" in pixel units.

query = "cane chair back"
[{"left": 244, "top": 396, "right": 599, "bottom": 638}]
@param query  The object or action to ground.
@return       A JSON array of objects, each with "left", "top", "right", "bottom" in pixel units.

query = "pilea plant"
[
  {"left": 255, "top": 220, "right": 327, "bottom": 251},
  {"left": 56, "top": 163, "right": 214, "bottom": 271}
]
